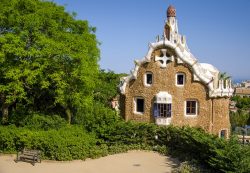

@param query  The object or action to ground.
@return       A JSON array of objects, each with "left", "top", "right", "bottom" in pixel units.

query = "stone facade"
[{"left": 119, "top": 5, "right": 233, "bottom": 137}]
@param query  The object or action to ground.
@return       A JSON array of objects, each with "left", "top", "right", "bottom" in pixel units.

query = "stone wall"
[
  {"left": 212, "top": 98, "right": 231, "bottom": 137},
  {"left": 120, "top": 48, "right": 230, "bottom": 136}
]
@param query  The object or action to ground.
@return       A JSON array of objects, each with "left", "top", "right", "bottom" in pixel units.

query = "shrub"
[
  {"left": 75, "top": 102, "right": 120, "bottom": 130},
  {"left": 173, "top": 160, "right": 212, "bottom": 173},
  {"left": 159, "top": 126, "right": 250, "bottom": 173},
  {"left": 0, "top": 121, "right": 249, "bottom": 172},
  {"left": 23, "top": 114, "right": 68, "bottom": 130},
  {"left": 8, "top": 112, "right": 68, "bottom": 130},
  {"left": 0, "top": 125, "right": 97, "bottom": 160}
]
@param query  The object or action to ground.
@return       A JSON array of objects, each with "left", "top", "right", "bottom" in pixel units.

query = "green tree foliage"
[
  {"left": 218, "top": 72, "right": 231, "bottom": 80},
  {"left": 21, "top": 113, "right": 68, "bottom": 130},
  {"left": 230, "top": 110, "right": 250, "bottom": 128},
  {"left": 94, "top": 69, "right": 126, "bottom": 106},
  {"left": 0, "top": 0, "right": 100, "bottom": 123},
  {"left": 232, "top": 95, "right": 250, "bottom": 110},
  {"left": 230, "top": 96, "right": 250, "bottom": 128}
]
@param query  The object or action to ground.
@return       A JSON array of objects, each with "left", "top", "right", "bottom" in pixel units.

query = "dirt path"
[{"left": 0, "top": 150, "right": 179, "bottom": 173}]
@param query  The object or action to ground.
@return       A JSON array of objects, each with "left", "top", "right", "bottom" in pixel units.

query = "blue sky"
[{"left": 53, "top": 0, "right": 250, "bottom": 80}]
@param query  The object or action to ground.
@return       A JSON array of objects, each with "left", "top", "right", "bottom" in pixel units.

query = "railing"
[
  {"left": 155, "top": 117, "right": 171, "bottom": 126},
  {"left": 209, "top": 79, "right": 234, "bottom": 97},
  {"left": 238, "top": 135, "right": 250, "bottom": 144}
]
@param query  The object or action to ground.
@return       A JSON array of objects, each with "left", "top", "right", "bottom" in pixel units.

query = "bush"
[
  {"left": 0, "top": 125, "right": 97, "bottom": 160},
  {"left": 173, "top": 160, "right": 212, "bottom": 173},
  {"left": 94, "top": 121, "right": 158, "bottom": 147},
  {"left": 159, "top": 126, "right": 250, "bottom": 173},
  {"left": 23, "top": 114, "right": 68, "bottom": 130},
  {"left": 74, "top": 102, "right": 120, "bottom": 130},
  {"left": 208, "top": 136, "right": 250, "bottom": 173},
  {"left": 8, "top": 112, "right": 68, "bottom": 130},
  {"left": 0, "top": 121, "right": 249, "bottom": 172}
]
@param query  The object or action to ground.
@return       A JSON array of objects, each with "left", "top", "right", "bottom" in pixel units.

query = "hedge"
[
  {"left": 0, "top": 123, "right": 249, "bottom": 172},
  {"left": 92, "top": 121, "right": 250, "bottom": 173},
  {"left": 0, "top": 124, "right": 152, "bottom": 160}
]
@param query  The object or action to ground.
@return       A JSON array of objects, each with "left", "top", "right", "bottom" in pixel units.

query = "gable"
[
  {"left": 125, "top": 47, "right": 209, "bottom": 99},
  {"left": 119, "top": 39, "right": 233, "bottom": 98},
  {"left": 119, "top": 6, "right": 233, "bottom": 98}
]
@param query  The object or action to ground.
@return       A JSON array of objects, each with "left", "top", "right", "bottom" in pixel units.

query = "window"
[
  {"left": 185, "top": 100, "right": 198, "bottom": 116},
  {"left": 145, "top": 72, "right": 153, "bottom": 86},
  {"left": 176, "top": 73, "right": 185, "bottom": 86},
  {"left": 135, "top": 97, "right": 144, "bottom": 114},
  {"left": 220, "top": 129, "right": 227, "bottom": 139},
  {"left": 154, "top": 103, "right": 171, "bottom": 118},
  {"left": 154, "top": 92, "right": 172, "bottom": 118}
]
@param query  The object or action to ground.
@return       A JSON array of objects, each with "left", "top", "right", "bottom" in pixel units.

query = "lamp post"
[
  {"left": 240, "top": 127, "right": 246, "bottom": 145},
  {"left": 242, "top": 128, "right": 246, "bottom": 145},
  {"left": 235, "top": 127, "right": 247, "bottom": 145}
]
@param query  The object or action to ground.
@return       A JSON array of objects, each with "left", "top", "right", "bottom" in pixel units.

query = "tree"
[
  {"left": 230, "top": 96, "right": 250, "bottom": 129},
  {"left": 0, "top": 0, "right": 99, "bottom": 124},
  {"left": 93, "top": 69, "right": 126, "bottom": 107},
  {"left": 230, "top": 110, "right": 250, "bottom": 129},
  {"left": 218, "top": 72, "right": 231, "bottom": 80},
  {"left": 231, "top": 96, "right": 250, "bottom": 110}
]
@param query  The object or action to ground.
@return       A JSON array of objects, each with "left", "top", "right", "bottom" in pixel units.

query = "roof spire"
[{"left": 167, "top": 5, "right": 176, "bottom": 17}]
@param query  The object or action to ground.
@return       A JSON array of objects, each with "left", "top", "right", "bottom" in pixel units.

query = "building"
[
  {"left": 235, "top": 88, "right": 250, "bottom": 98},
  {"left": 119, "top": 5, "right": 234, "bottom": 137},
  {"left": 234, "top": 80, "right": 250, "bottom": 98},
  {"left": 242, "top": 80, "right": 250, "bottom": 88}
]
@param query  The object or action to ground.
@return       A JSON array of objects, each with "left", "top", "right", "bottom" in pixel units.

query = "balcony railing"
[{"left": 155, "top": 117, "right": 171, "bottom": 126}]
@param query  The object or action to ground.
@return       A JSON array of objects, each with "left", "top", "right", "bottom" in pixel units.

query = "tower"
[{"left": 164, "top": 5, "right": 186, "bottom": 47}]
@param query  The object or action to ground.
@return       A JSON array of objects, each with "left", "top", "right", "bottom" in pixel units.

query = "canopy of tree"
[
  {"left": 0, "top": 0, "right": 100, "bottom": 124},
  {"left": 230, "top": 96, "right": 250, "bottom": 128},
  {"left": 94, "top": 70, "right": 126, "bottom": 106},
  {"left": 232, "top": 95, "right": 250, "bottom": 110}
]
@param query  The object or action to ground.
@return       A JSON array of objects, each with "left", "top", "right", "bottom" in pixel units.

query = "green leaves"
[
  {"left": 0, "top": 121, "right": 250, "bottom": 172},
  {"left": 0, "top": 125, "right": 98, "bottom": 160},
  {"left": 0, "top": 0, "right": 100, "bottom": 123},
  {"left": 93, "top": 70, "right": 126, "bottom": 106},
  {"left": 230, "top": 96, "right": 250, "bottom": 128}
]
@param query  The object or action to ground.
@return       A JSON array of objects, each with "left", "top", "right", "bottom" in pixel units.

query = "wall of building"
[
  {"left": 234, "top": 88, "right": 250, "bottom": 98},
  {"left": 212, "top": 98, "right": 231, "bottom": 137},
  {"left": 120, "top": 48, "right": 231, "bottom": 136},
  {"left": 121, "top": 48, "right": 216, "bottom": 132}
]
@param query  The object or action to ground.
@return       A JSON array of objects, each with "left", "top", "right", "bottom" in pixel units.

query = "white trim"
[
  {"left": 184, "top": 100, "right": 198, "bottom": 117},
  {"left": 144, "top": 72, "right": 153, "bottom": 87},
  {"left": 134, "top": 97, "right": 145, "bottom": 115},
  {"left": 176, "top": 72, "right": 185, "bottom": 87},
  {"left": 118, "top": 39, "right": 234, "bottom": 98},
  {"left": 155, "top": 117, "right": 171, "bottom": 126},
  {"left": 155, "top": 91, "right": 172, "bottom": 104}
]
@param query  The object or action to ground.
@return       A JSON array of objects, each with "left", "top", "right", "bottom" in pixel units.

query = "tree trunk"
[
  {"left": 65, "top": 107, "right": 72, "bottom": 124},
  {"left": 2, "top": 104, "right": 9, "bottom": 124}
]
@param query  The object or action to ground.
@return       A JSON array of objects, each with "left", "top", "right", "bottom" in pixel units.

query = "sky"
[{"left": 52, "top": 0, "right": 250, "bottom": 81}]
